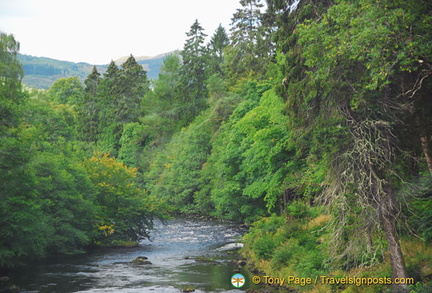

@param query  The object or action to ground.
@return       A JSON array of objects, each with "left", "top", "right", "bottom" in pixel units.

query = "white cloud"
[{"left": 0, "top": 0, "right": 242, "bottom": 64}]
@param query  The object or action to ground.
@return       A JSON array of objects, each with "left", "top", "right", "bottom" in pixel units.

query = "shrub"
[
  {"left": 287, "top": 200, "right": 311, "bottom": 219},
  {"left": 252, "top": 234, "right": 282, "bottom": 260},
  {"left": 271, "top": 239, "right": 298, "bottom": 269}
]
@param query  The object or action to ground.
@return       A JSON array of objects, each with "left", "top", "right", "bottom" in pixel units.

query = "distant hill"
[{"left": 18, "top": 52, "right": 174, "bottom": 89}]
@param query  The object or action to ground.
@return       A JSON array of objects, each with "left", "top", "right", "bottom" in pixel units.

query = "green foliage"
[
  {"left": 264, "top": 2, "right": 432, "bottom": 285},
  {"left": 286, "top": 200, "right": 311, "bottom": 219},
  {"left": 22, "top": 92, "right": 99, "bottom": 256},
  {"left": 0, "top": 33, "right": 51, "bottom": 267},
  {"left": 47, "top": 76, "right": 84, "bottom": 104},
  {"left": 252, "top": 236, "right": 281, "bottom": 260},
  {"left": 247, "top": 216, "right": 286, "bottom": 261},
  {"left": 75, "top": 55, "right": 151, "bottom": 155},
  {"left": 244, "top": 211, "right": 329, "bottom": 277},
  {"left": 1, "top": 1, "right": 431, "bottom": 285},
  {"left": 226, "top": 0, "right": 273, "bottom": 80},
  {"left": 0, "top": 32, "right": 25, "bottom": 129},
  {"left": 83, "top": 153, "right": 168, "bottom": 244},
  {"left": 298, "top": 0, "right": 432, "bottom": 94},
  {"left": 0, "top": 129, "right": 50, "bottom": 266},
  {"left": 17, "top": 54, "right": 106, "bottom": 89},
  {"left": 117, "top": 55, "right": 150, "bottom": 123},
  {"left": 178, "top": 20, "right": 210, "bottom": 123},
  {"left": 207, "top": 25, "right": 229, "bottom": 75},
  {"left": 118, "top": 122, "right": 146, "bottom": 168},
  {"left": 409, "top": 177, "right": 432, "bottom": 243},
  {"left": 204, "top": 81, "right": 270, "bottom": 221},
  {"left": 236, "top": 89, "right": 292, "bottom": 210},
  {"left": 198, "top": 83, "right": 295, "bottom": 221},
  {"left": 18, "top": 53, "right": 165, "bottom": 89},
  {"left": 0, "top": 33, "right": 168, "bottom": 267},
  {"left": 409, "top": 282, "right": 432, "bottom": 293},
  {"left": 140, "top": 53, "right": 184, "bottom": 143},
  {"left": 25, "top": 98, "right": 78, "bottom": 142},
  {"left": 146, "top": 111, "right": 215, "bottom": 213},
  {"left": 31, "top": 150, "right": 98, "bottom": 254},
  {"left": 414, "top": 198, "right": 432, "bottom": 243}
]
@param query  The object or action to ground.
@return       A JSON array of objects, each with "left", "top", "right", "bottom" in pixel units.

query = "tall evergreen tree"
[
  {"left": 0, "top": 32, "right": 24, "bottom": 129},
  {"left": 225, "top": 0, "right": 272, "bottom": 79},
  {"left": 118, "top": 55, "right": 150, "bottom": 124},
  {"left": 84, "top": 66, "right": 100, "bottom": 96},
  {"left": 179, "top": 19, "right": 209, "bottom": 123},
  {"left": 94, "top": 56, "right": 149, "bottom": 155},
  {"left": 143, "top": 53, "right": 183, "bottom": 126},
  {"left": 208, "top": 24, "right": 229, "bottom": 75},
  {"left": 80, "top": 67, "right": 100, "bottom": 142},
  {"left": 98, "top": 60, "right": 121, "bottom": 120},
  {"left": 230, "top": 0, "right": 264, "bottom": 45}
]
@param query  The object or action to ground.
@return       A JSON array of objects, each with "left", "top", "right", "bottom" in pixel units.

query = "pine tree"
[
  {"left": 0, "top": 32, "right": 24, "bottom": 129},
  {"left": 225, "top": 0, "right": 272, "bottom": 78},
  {"left": 146, "top": 53, "right": 182, "bottom": 119},
  {"left": 230, "top": 0, "right": 264, "bottom": 45},
  {"left": 80, "top": 66, "right": 101, "bottom": 142},
  {"left": 179, "top": 19, "right": 209, "bottom": 123},
  {"left": 84, "top": 66, "right": 100, "bottom": 96},
  {"left": 208, "top": 24, "right": 229, "bottom": 75},
  {"left": 118, "top": 55, "right": 149, "bottom": 123},
  {"left": 90, "top": 61, "right": 122, "bottom": 153},
  {"left": 94, "top": 56, "right": 149, "bottom": 155}
]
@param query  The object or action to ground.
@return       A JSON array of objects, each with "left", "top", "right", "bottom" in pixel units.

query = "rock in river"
[{"left": 131, "top": 256, "right": 152, "bottom": 265}]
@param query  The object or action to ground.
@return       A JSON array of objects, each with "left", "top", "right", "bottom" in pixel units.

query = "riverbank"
[{"left": 240, "top": 212, "right": 432, "bottom": 293}]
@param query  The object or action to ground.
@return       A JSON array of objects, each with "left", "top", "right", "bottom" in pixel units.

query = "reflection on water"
[{"left": 1, "top": 218, "right": 261, "bottom": 292}]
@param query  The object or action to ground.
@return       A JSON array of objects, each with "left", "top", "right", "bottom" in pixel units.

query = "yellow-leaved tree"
[{"left": 83, "top": 152, "right": 169, "bottom": 246}]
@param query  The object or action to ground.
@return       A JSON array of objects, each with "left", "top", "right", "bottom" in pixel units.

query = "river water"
[{"left": 1, "top": 217, "right": 262, "bottom": 293}]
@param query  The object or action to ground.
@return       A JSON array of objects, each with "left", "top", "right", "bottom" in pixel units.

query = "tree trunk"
[
  {"left": 415, "top": 114, "right": 432, "bottom": 176},
  {"left": 420, "top": 134, "right": 432, "bottom": 176},
  {"left": 380, "top": 185, "right": 408, "bottom": 293}
]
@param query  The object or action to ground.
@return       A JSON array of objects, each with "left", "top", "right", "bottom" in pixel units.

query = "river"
[{"left": 0, "top": 217, "right": 263, "bottom": 293}]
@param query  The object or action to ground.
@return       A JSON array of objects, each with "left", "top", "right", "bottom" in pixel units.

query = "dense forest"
[
  {"left": 17, "top": 53, "right": 166, "bottom": 89},
  {"left": 1, "top": 0, "right": 432, "bottom": 292}
]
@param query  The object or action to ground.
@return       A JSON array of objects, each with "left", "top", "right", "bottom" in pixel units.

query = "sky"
[{"left": 0, "top": 0, "right": 243, "bottom": 64}]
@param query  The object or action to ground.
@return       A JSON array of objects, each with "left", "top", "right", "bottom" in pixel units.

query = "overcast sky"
[{"left": 0, "top": 0, "right": 243, "bottom": 64}]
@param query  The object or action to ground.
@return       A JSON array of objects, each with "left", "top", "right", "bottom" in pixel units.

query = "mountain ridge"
[
  {"left": 114, "top": 51, "right": 175, "bottom": 65},
  {"left": 18, "top": 51, "right": 175, "bottom": 89}
]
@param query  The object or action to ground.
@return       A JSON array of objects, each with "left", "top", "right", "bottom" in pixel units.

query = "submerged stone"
[
  {"left": 131, "top": 256, "right": 152, "bottom": 265},
  {"left": 0, "top": 276, "right": 9, "bottom": 282}
]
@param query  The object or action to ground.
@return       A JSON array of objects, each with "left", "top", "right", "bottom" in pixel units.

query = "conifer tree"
[
  {"left": 80, "top": 66, "right": 101, "bottom": 142},
  {"left": 92, "top": 61, "right": 119, "bottom": 153},
  {"left": 118, "top": 55, "right": 149, "bottom": 124},
  {"left": 208, "top": 24, "right": 229, "bottom": 75},
  {"left": 98, "top": 60, "right": 121, "bottom": 113},
  {"left": 0, "top": 32, "right": 24, "bottom": 129},
  {"left": 105, "top": 60, "right": 120, "bottom": 83},
  {"left": 84, "top": 66, "right": 100, "bottom": 96},
  {"left": 95, "top": 56, "right": 149, "bottom": 155},
  {"left": 179, "top": 19, "right": 209, "bottom": 123},
  {"left": 230, "top": 0, "right": 264, "bottom": 45},
  {"left": 144, "top": 53, "right": 182, "bottom": 122},
  {"left": 225, "top": 0, "right": 273, "bottom": 79}
]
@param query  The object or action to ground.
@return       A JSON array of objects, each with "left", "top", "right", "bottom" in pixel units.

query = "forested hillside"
[
  {"left": 1, "top": 0, "right": 432, "bottom": 292},
  {"left": 18, "top": 53, "right": 166, "bottom": 89}
]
